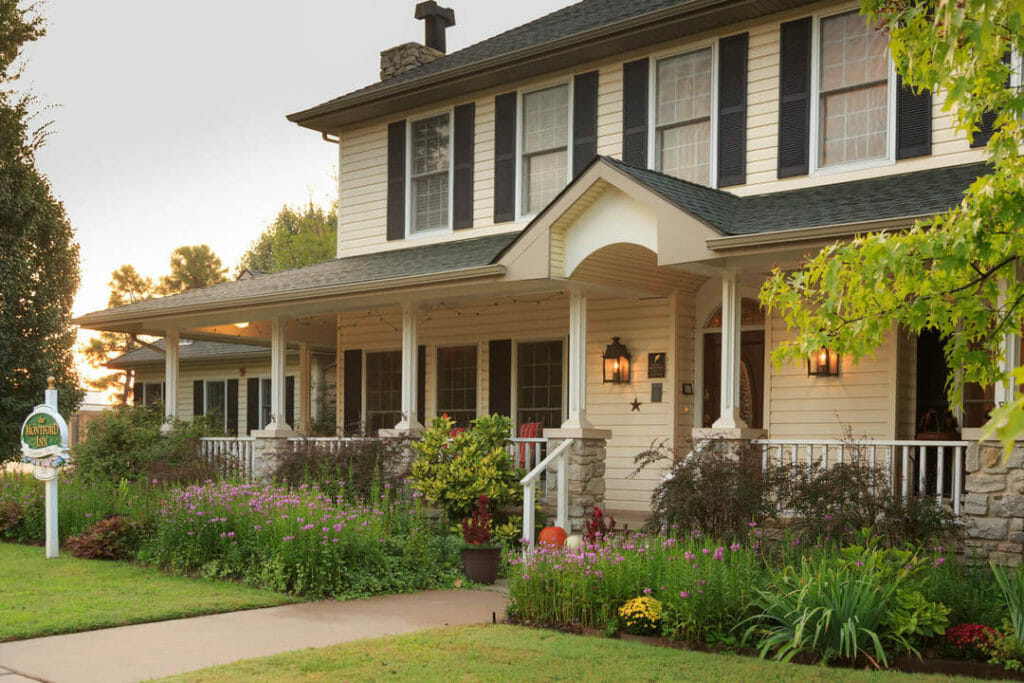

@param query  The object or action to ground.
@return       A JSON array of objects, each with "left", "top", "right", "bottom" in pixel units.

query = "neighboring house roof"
[
  {"left": 76, "top": 234, "right": 514, "bottom": 326},
  {"left": 107, "top": 339, "right": 281, "bottom": 369},
  {"left": 603, "top": 157, "right": 988, "bottom": 235}
]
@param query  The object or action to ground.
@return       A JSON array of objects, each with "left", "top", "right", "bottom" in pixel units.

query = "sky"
[{"left": 22, "top": 0, "right": 566, "bottom": 320}]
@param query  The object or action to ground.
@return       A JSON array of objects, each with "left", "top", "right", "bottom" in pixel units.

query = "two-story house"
[{"left": 77, "top": 0, "right": 999, "bottom": 529}]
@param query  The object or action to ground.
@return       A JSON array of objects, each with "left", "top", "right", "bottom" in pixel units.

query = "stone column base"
[
  {"left": 250, "top": 435, "right": 295, "bottom": 483},
  {"left": 960, "top": 442, "right": 1024, "bottom": 567},
  {"left": 542, "top": 427, "right": 610, "bottom": 534}
]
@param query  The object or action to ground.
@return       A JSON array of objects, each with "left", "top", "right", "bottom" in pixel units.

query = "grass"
[
  {"left": 164, "top": 625, "right": 964, "bottom": 682},
  {"left": 0, "top": 542, "right": 296, "bottom": 641}
]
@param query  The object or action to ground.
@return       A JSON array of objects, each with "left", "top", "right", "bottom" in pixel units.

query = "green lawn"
[
  {"left": 164, "top": 625, "right": 963, "bottom": 682},
  {"left": 0, "top": 542, "right": 296, "bottom": 641}
]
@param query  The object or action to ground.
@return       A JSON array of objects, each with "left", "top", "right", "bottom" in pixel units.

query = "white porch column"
[
  {"left": 563, "top": 290, "right": 594, "bottom": 430},
  {"left": 264, "top": 316, "right": 293, "bottom": 433},
  {"left": 160, "top": 330, "right": 179, "bottom": 433},
  {"left": 388, "top": 304, "right": 423, "bottom": 435},
  {"left": 712, "top": 274, "right": 748, "bottom": 430},
  {"left": 996, "top": 280, "right": 1021, "bottom": 408},
  {"left": 299, "top": 342, "right": 312, "bottom": 434}
]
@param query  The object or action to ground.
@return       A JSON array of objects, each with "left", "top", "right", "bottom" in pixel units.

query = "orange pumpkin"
[{"left": 538, "top": 526, "right": 567, "bottom": 548}]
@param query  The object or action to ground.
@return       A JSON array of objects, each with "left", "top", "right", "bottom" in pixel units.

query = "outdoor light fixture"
[
  {"left": 807, "top": 346, "right": 840, "bottom": 377},
  {"left": 603, "top": 337, "right": 631, "bottom": 384}
]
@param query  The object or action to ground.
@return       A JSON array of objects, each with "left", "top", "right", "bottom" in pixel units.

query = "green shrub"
[
  {"left": 64, "top": 515, "right": 149, "bottom": 560},
  {"left": 410, "top": 414, "right": 520, "bottom": 521},
  {"left": 71, "top": 404, "right": 216, "bottom": 484},
  {"left": 274, "top": 436, "right": 411, "bottom": 503}
]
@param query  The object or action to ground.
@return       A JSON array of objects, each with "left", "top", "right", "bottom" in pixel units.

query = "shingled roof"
[{"left": 106, "top": 339, "right": 278, "bottom": 369}]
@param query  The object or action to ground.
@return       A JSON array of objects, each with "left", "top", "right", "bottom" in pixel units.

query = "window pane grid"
[
  {"left": 205, "top": 381, "right": 227, "bottom": 434},
  {"left": 521, "top": 85, "right": 568, "bottom": 214},
  {"left": 410, "top": 113, "right": 450, "bottom": 233},
  {"left": 366, "top": 351, "right": 402, "bottom": 434},
  {"left": 656, "top": 48, "right": 712, "bottom": 184},
  {"left": 516, "top": 340, "right": 563, "bottom": 431},
  {"left": 437, "top": 346, "right": 477, "bottom": 428}
]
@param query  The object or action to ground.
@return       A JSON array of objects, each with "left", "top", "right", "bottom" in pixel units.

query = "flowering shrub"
[
  {"left": 945, "top": 623, "right": 997, "bottom": 660},
  {"left": 619, "top": 596, "right": 662, "bottom": 635},
  {"left": 138, "top": 481, "right": 461, "bottom": 598}
]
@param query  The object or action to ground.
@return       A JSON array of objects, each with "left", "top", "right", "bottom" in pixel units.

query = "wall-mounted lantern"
[
  {"left": 807, "top": 346, "right": 840, "bottom": 377},
  {"left": 603, "top": 337, "right": 631, "bottom": 384}
]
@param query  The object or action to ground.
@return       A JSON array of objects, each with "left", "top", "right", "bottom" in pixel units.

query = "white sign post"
[{"left": 20, "top": 377, "right": 70, "bottom": 559}]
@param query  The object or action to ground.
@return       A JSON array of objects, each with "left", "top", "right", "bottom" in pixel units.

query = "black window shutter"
[
  {"left": 622, "top": 58, "right": 649, "bottom": 167},
  {"left": 572, "top": 71, "right": 600, "bottom": 177},
  {"left": 386, "top": 120, "right": 406, "bottom": 241},
  {"left": 777, "top": 17, "right": 812, "bottom": 178},
  {"left": 226, "top": 379, "right": 239, "bottom": 436},
  {"left": 488, "top": 339, "right": 512, "bottom": 418},
  {"left": 193, "top": 380, "right": 204, "bottom": 417},
  {"left": 493, "top": 92, "right": 517, "bottom": 223},
  {"left": 453, "top": 103, "right": 475, "bottom": 229},
  {"left": 896, "top": 74, "right": 931, "bottom": 159},
  {"left": 417, "top": 345, "right": 426, "bottom": 425},
  {"left": 285, "top": 376, "right": 295, "bottom": 429},
  {"left": 343, "top": 349, "right": 362, "bottom": 435},
  {"left": 246, "top": 377, "right": 259, "bottom": 434},
  {"left": 973, "top": 51, "right": 1012, "bottom": 148},
  {"left": 717, "top": 32, "right": 748, "bottom": 187}
]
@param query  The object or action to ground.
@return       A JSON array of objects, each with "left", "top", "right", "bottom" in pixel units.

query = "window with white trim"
[
  {"left": 137, "top": 382, "right": 164, "bottom": 407},
  {"left": 521, "top": 84, "right": 569, "bottom": 215},
  {"left": 366, "top": 350, "right": 402, "bottom": 433},
  {"left": 437, "top": 345, "right": 477, "bottom": 428},
  {"left": 655, "top": 47, "right": 714, "bottom": 184},
  {"left": 409, "top": 113, "right": 450, "bottom": 234},
  {"left": 516, "top": 340, "right": 563, "bottom": 430},
  {"left": 817, "top": 10, "right": 890, "bottom": 168},
  {"left": 258, "top": 377, "right": 272, "bottom": 430},
  {"left": 204, "top": 380, "right": 228, "bottom": 434}
]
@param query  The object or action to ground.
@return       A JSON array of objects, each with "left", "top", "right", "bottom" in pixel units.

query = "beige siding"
[
  {"left": 766, "top": 313, "right": 897, "bottom": 440},
  {"left": 895, "top": 329, "right": 918, "bottom": 439},
  {"left": 336, "top": 0, "right": 984, "bottom": 258}
]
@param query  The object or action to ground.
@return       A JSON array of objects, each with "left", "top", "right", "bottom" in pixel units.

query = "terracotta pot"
[{"left": 461, "top": 546, "right": 501, "bottom": 584}]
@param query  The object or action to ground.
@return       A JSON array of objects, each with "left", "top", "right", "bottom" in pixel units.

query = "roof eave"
[{"left": 705, "top": 215, "right": 926, "bottom": 251}]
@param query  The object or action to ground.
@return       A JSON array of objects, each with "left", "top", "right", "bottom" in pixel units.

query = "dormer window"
[
  {"left": 816, "top": 10, "right": 892, "bottom": 169},
  {"left": 409, "top": 112, "right": 451, "bottom": 234},
  {"left": 520, "top": 83, "right": 570, "bottom": 215},
  {"left": 655, "top": 47, "right": 713, "bottom": 185}
]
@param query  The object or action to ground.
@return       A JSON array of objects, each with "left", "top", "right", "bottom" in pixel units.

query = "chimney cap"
[{"left": 415, "top": 1, "right": 454, "bottom": 25}]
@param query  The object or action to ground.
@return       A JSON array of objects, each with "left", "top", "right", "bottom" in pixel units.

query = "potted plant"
[{"left": 460, "top": 494, "right": 501, "bottom": 584}]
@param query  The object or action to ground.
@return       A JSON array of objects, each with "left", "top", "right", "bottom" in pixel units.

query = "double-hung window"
[
  {"left": 655, "top": 47, "right": 714, "bottom": 184},
  {"left": 365, "top": 350, "right": 402, "bottom": 433},
  {"left": 409, "top": 113, "right": 450, "bottom": 234},
  {"left": 204, "top": 380, "right": 228, "bottom": 434},
  {"left": 137, "top": 382, "right": 163, "bottom": 407},
  {"left": 817, "top": 10, "right": 891, "bottom": 168},
  {"left": 436, "top": 345, "right": 477, "bottom": 428},
  {"left": 521, "top": 84, "right": 569, "bottom": 215},
  {"left": 516, "top": 340, "right": 564, "bottom": 430},
  {"left": 258, "top": 378, "right": 272, "bottom": 430}
]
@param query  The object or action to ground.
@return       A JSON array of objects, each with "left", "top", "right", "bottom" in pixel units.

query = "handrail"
[{"left": 521, "top": 438, "right": 572, "bottom": 486}]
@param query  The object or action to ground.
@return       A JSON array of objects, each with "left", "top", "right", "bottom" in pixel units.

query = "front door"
[{"left": 702, "top": 330, "right": 765, "bottom": 429}]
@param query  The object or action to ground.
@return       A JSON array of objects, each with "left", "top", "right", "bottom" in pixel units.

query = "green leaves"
[{"left": 238, "top": 202, "right": 337, "bottom": 274}]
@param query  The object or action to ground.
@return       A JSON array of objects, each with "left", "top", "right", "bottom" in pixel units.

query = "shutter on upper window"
[
  {"left": 493, "top": 92, "right": 517, "bottom": 223},
  {"left": 386, "top": 121, "right": 406, "bottom": 241},
  {"left": 488, "top": 339, "right": 512, "bottom": 418},
  {"left": 193, "top": 381, "right": 204, "bottom": 417},
  {"left": 896, "top": 75, "right": 931, "bottom": 159},
  {"left": 226, "top": 379, "right": 239, "bottom": 436},
  {"left": 453, "top": 103, "right": 475, "bottom": 229},
  {"left": 343, "top": 349, "right": 362, "bottom": 435},
  {"left": 417, "top": 344, "right": 426, "bottom": 426},
  {"left": 246, "top": 378, "right": 259, "bottom": 435},
  {"left": 717, "top": 32, "right": 748, "bottom": 187},
  {"left": 777, "top": 17, "right": 812, "bottom": 178},
  {"left": 622, "top": 58, "right": 649, "bottom": 167},
  {"left": 572, "top": 71, "right": 599, "bottom": 177},
  {"left": 973, "top": 51, "right": 1012, "bottom": 148},
  {"left": 285, "top": 376, "right": 295, "bottom": 429}
]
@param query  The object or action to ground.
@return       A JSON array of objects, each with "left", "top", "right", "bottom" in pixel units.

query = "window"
[
  {"left": 137, "top": 382, "right": 163, "bottom": 407},
  {"left": 204, "top": 380, "right": 228, "bottom": 434},
  {"left": 258, "top": 378, "right": 272, "bottom": 430},
  {"left": 409, "top": 113, "right": 450, "bottom": 234},
  {"left": 817, "top": 10, "right": 891, "bottom": 168},
  {"left": 521, "top": 84, "right": 569, "bottom": 215},
  {"left": 366, "top": 351, "right": 402, "bottom": 433},
  {"left": 655, "top": 47, "right": 714, "bottom": 184},
  {"left": 437, "top": 345, "right": 477, "bottom": 428},
  {"left": 516, "top": 341, "right": 563, "bottom": 430}
]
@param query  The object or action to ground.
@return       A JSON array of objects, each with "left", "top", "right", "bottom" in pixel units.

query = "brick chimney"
[{"left": 380, "top": 1, "right": 455, "bottom": 80}]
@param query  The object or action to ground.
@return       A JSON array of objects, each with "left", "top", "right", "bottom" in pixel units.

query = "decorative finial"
[{"left": 47, "top": 376, "right": 56, "bottom": 390}]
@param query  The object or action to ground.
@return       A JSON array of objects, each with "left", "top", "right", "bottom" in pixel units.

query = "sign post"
[{"left": 20, "top": 377, "right": 70, "bottom": 559}]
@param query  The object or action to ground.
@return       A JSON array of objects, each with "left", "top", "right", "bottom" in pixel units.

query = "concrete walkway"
[{"left": 0, "top": 588, "right": 510, "bottom": 683}]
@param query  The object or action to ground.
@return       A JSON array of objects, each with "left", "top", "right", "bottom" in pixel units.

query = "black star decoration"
[{"left": 630, "top": 397, "right": 642, "bottom": 412}]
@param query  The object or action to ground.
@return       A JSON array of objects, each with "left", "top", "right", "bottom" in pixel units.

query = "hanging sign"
[{"left": 21, "top": 404, "right": 69, "bottom": 471}]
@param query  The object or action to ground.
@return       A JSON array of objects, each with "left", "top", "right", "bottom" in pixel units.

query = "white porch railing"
[
  {"left": 198, "top": 436, "right": 255, "bottom": 481},
  {"left": 753, "top": 439, "right": 969, "bottom": 515},
  {"left": 521, "top": 438, "right": 571, "bottom": 549},
  {"left": 508, "top": 436, "right": 546, "bottom": 472}
]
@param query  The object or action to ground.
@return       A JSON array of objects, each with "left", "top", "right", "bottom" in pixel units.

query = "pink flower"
[
  {"left": 679, "top": 591, "right": 690, "bottom": 599},
  {"left": 730, "top": 543, "right": 741, "bottom": 552},
  {"left": 643, "top": 587, "right": 652, "bottom": 594}
]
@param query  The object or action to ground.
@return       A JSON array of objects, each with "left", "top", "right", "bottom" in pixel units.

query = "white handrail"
[{"left": 521, "top": 438, "right": 572, "bottom": 550}]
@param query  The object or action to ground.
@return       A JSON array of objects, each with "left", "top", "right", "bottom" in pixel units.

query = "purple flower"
[
  {"left": 730, "top": 543, "right": 741, "bottom": 552},
  {"left": 679, "top": 591, "right": 690, "bottom": 599},
  {"left": 643, "top": 587, "right": 652, "bottom": 595}
]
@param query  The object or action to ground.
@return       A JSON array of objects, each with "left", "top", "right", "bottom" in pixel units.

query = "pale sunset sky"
[{"left": 21, "top": 0, "right": 561, "bottom": 321}]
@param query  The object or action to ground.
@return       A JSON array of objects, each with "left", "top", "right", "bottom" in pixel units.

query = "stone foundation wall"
[
  {"left": 961, "top": 442, "right": 1024, "bottom": 566},
  {"left": 543, "top": 436, "right": 606, "bottom": 533}
]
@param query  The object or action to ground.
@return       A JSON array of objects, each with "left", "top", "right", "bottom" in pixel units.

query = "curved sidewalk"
[{"left": 0, "top": 588, "right": 509, "bottom": 683}]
